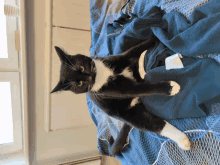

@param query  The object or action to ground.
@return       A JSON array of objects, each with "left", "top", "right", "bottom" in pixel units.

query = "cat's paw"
[
  {"left": 169, "top": 81, "right": 181, "bottom": 96},
  {"left": 177, "top": 135, "right": 191, "bottom": 150}
]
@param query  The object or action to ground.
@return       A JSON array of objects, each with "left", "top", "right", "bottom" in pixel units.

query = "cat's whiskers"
[
  {"left": 88, "top": 84, "right": 91, "bottom": 91},
  {"left": 63, "top": 54, "right": 75, "bottom": 69},
  {"left": 73, "top": 83, "right": 76, "bottom": 91},
  {"left": 90, "top": 61, "right": 93, "bottom": 70},
  {"left": 91, "top": 61, "right": 96, "bottom": 72},
  {"left": 91, "top": 92, "right": 98, "bottom": 101},
  {"left": 63, "top": 84, "right": 71, "bottom": 90},
  {"left": 70, "top": 82, "right": 76, "bottom": 91},
  {"left": 62, "top": 61, "right": 72, "bottom": 69},
  {"left": 60, "top": 82, "right": 71, "bottom": 87},
  {"left": 93, "top": 94, "right": 101, "bottom": 102},
  {"left": 62, "top": 61, "right": 77, "bottom": 71},
  {"left": 91, "top": 91, "right": 103, "bottom": 103}
]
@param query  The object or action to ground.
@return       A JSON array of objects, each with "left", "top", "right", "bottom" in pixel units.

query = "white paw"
[
  {"left": 169, "top": 81, "right": 181, "bottom": 96},
  {"left": 177, "top": 135, "right": 191, "bottom": 150}
]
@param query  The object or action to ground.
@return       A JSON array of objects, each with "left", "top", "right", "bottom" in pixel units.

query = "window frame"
[
  {"left": 0, "top": 0, "right": 19, "bottom": 70},
  {"left": 0, "top": 72, "right": 22, "bottom": 154},
  {"left": 0, "top": 0, "right": 23, "bottom": 155}
]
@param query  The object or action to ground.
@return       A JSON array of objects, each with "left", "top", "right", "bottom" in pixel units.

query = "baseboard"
[{"left": 36, "top": 150, "right": 101, "bottom": 165}]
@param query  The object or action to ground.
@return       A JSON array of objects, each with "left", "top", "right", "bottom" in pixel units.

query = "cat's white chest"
[
  {"left": 90, "top": 60, "right": 114, "bottom": 92},
  {"left": 91, "top": 60, "right": 136, "bottom": 92}
]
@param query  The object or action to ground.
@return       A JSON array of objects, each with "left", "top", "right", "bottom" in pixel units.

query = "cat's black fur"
[{"left": 51, "top": 37, "right": 184, "bottom": 156}]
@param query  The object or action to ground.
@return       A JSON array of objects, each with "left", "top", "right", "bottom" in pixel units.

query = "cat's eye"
[
  {"left": 80, "top": 66, "right": 84, "bottom": 72},
  {"left": 78, "top": 81, "right": 83, "bottom": 86}
]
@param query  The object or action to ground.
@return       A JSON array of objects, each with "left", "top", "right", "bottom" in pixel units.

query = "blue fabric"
[
  {"left": 152, "top": 0, "right": 220, "bottom": 56},
  {"left": 108, "top": 2, "right": 220, "bottom": 59},
  {"left": 88, "top": 0, "right": 220, "bottom": 164},
  {"left": 142, "top": 45, "right": 220, "bottom": 119},
  {"left": 106, "top": 0, "right": 220, "bottom": 119}
]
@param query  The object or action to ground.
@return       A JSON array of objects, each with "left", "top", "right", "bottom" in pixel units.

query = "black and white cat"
[{"left": 51, "top": 37, "right": 191, "bottom": 155}]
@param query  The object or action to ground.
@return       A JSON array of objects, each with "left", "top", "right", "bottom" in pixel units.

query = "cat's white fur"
[
  {"left": 120, "top": 67, "right": 135, "bottom": 80},
  {"left": 160, "top": 121, "right": 191, "bottom": 150},
  {"left": 139, "top": 50, "right": 147, "bottom": 79},
  {"left": 130, "top": 97, "right": 140, "bottom": 108},
  {"left": 91, "top": 60, "right": 135, "bottom": 92},
  {"left": 91, "top": 59, "right": 140, "bottom": 108},
  {"left": 92, "top": 57, "right": 181, "bottom": 96},
  {"left": 138, "top": 51, "right": 181, "bottom": 96},
  {"left": 91, "top": 58, "right": 190, "bottom": 150},
  {"left": 138, "top": 51, "right": 189, "bottom": 149},
  {"left": 90, "top": 60, "right": 114, "bottom": 92},
  {"left": 169, "top": 81, "right": 181, "bottom": 96}
]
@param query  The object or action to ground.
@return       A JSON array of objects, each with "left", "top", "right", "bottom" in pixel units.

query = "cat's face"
[{"left": 51, "top": 47, "right": 96, "bottom": 94}]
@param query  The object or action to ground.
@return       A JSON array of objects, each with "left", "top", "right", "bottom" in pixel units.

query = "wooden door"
[{"left": 27, "top": 0, "right": 100, "bottom": 164}]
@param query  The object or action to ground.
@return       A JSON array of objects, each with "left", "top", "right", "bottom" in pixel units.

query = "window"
[
  {"left": 0, "top": 1, "right": 8, "bottom": 58},
  {"left": 0, "top": 0, "right": 23, "bottom": 155},
  {"left": 0, "top": 82, "right": 14, "bottom": 144},
  {"left": 0, "top": 0, "right": 19, "bottom": 69}
]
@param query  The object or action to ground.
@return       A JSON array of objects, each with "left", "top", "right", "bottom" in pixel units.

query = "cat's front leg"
[
  {"left": 121, "top": 81, "right": 181, "bottom": 97},
  {"left": 146, "top": 80, "right": 181, "bottom": 96},
  {"left": 118, "top": 103, "right": 190, "bottom": 150},
  {"left": 100, "top": 80, "right": 180, "bottom": 98}
]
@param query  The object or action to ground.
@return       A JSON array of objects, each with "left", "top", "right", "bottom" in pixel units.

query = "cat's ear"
[
  {"left": 50, "top": 81, "right": 63, "bottom": 94},
  {"left": 54, "top": 46, "right": 67, "bottom": 63}
]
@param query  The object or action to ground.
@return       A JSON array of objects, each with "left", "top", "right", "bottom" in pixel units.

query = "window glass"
[
  {"left": 0, "top": 82, "right": 14, "bottom": 145},
  {"left": 0, "top": 1, "right": 8, "bottom": 58}
]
